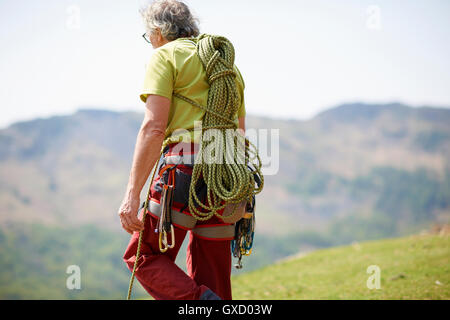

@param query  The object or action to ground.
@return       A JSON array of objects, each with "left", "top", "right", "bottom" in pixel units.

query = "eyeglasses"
[{"left": 142, "top": 33, "right": 151, "bottom": 44}]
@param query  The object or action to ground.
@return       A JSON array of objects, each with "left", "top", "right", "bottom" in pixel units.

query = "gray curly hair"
[{"left": 140, "top": 0, "right": 200, "bottom": 41}]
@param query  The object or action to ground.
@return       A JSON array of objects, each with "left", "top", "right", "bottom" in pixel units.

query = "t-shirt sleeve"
[
  {"left": 140, "top": 48, "right": 175, "bottom": 103},
  {"left": 235, "top": 65, "right": 246, "bottom": 118}
]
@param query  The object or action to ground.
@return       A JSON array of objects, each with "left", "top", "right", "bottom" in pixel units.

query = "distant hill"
[
  {"left": 1, "top": 102, "right": 450, "bottom": 299},
  {"left": 1, "top": 103, "right": 449, "bottom": 236}
]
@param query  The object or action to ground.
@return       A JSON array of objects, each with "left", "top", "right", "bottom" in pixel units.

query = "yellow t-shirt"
[{"left": 140, "top": 37, "right": 246, "bottom": 146}]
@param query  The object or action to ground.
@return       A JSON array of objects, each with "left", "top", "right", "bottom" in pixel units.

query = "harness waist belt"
[{"left": 148, "top": 200, "right": 235, "bottom": 240}]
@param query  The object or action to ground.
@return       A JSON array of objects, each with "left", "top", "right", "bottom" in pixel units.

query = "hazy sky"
[{"left": 1, "top": 0, "right": 449, "bottom": 128}]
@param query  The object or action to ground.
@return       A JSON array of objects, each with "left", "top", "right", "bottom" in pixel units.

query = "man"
[{"left": 118, "top": 0, "right": 246, "bottom": 300}]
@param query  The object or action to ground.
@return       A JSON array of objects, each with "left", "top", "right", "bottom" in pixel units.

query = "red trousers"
[{"left": 123, "top": 212, "right": 232, "bottom": 300}]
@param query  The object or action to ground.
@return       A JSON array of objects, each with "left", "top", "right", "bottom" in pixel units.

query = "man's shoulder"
[
  {"left": 233, "top": 64, "right": 245, "bottom": 90},
  {"left": 172, "top": 38, "right": 197, "bottom": 57},
  {"left": 151, "top": 39, "right": 196, "bottom": 65}
]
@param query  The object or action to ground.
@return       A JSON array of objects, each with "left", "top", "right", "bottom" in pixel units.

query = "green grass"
[{"left": 231, "top": 233, "right": 450, "bottom": 299}]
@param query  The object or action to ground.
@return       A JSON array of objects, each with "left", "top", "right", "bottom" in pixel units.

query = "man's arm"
[
  {"left": 118, "top": 94, "right": 170, "bottom": 234},
  {"left": 238, "top": 116, "right": 245, "bottom": 132}
]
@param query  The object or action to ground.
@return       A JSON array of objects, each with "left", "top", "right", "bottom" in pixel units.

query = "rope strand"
[{"left": 126, "top": 148, "right": 163, "bottom": 300}]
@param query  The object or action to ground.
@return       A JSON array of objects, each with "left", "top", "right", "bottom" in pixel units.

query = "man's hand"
[
  {"left": 118, "top": 195, "right": 144, "bottom": 234},
  {"left": 118, "top": 94, "right": 169, "bottom": 234}
]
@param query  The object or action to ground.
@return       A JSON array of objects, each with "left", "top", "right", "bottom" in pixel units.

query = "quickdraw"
[
  {"left": 156, "top": 164, "right": 177, "bottom": 253},
  {"left": 231, "top": 195, "right": 256, "bottom": 269}
]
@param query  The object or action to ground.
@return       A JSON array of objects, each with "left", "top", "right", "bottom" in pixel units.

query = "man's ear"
[{"left": 156, "top": 28, "right": 163, "bottom": 41}]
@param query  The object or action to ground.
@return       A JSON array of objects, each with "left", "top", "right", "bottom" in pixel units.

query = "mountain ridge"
[{"left": 0, "top": 101, "right": 449, "bottom": 237}]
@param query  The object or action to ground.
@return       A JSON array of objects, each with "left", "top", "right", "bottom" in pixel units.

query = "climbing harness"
[{"left": 126, "top": 33, "right": 264, "bottom": 299}]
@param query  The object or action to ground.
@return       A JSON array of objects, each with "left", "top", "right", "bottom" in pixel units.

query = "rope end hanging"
[{"left": 126, "top": 145, "right": 166, "bottom": 300}]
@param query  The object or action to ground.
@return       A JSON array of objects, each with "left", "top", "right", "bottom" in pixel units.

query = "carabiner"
[{"left": 158, "top": 225, "right": 175, "bottom": 253}]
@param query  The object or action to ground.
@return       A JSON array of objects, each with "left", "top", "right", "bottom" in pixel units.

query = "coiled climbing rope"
[
  {"left": 126, "top": 33, "right": 264, "bottom": 299},
  {"left": 180, "top": 34, "right": 264, "bottom": 221}
]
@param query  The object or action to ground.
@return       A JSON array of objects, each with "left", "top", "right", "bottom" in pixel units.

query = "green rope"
[
  {"left": 126, "top": 33, "right": 264, "bottom": 300},
  {"left": 178, "top": 34, "right": 264, "bottom": 222},
  {"left": 126, "top": 151, "right": 160, "bottom": 300}
]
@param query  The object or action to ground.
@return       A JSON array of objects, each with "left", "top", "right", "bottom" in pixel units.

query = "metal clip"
[
  {"left": 234, "top": 256, "right": 243, "bottom": 269},
  {"left": 158, "top": 225, "right": 175, "bottom": 253},
  {"left": 157, "top": 163, "right": 178, "bottom": 253}
]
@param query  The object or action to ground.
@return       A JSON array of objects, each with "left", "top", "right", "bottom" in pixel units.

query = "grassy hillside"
[
  {"left": 231, "top": 231, "right": 450, "bottom": 300},
  {"left": 1, "top": 222, "right": 448, "bottom": 300},
  {"left": 0, "top": 223, "right": 147, "bottom": 299}
]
